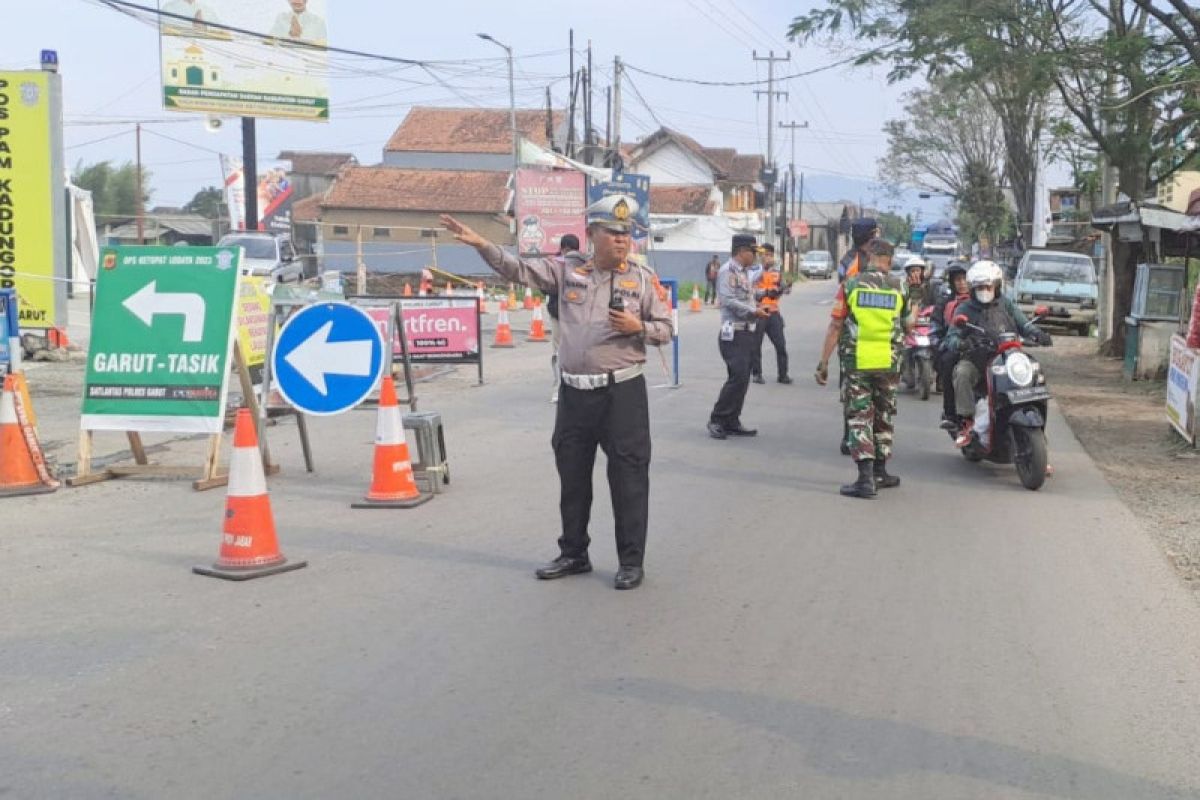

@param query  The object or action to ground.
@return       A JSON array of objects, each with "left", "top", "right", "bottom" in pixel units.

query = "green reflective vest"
[{"left": 847, "top": 284, "right": 905, "bottom": 371}]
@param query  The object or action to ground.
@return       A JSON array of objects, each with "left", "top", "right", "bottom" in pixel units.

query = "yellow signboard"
[
  {"left": 0, "top": 71, "right": 65, "bottom": 330},
  {"left": 236, "top": 276, "right": 273, "bottom": 367}
]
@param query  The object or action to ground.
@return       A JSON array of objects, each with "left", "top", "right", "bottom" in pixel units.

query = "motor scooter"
[
  {"left": 901, "top": 305, "right": 936, "bottom": 400},
  {"left": 949, "top": 313, "right": 1053, "bottom": 491}
]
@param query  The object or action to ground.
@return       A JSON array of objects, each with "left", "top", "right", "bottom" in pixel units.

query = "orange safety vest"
[{"left": 758, "top": 269, "right": 782, "bottom": 312}]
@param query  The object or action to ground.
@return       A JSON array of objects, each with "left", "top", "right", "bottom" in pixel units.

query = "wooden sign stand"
[{"left": 68, "top": 342, "right": 297, "bottom": 492}]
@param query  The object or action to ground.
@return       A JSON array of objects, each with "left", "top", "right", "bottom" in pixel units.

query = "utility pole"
[
  {"left": 477, "top": 33, "right": 517, "bottom": 176},
  {"left": 584, "top": 41, "right": 594, "bottom": 164},
  {"left": 753, "top": 51, "right": 789, "bottom": 251},
  {"left": 135, "top": 122, "right": 144, "bottom": 243},
  {"left": 242, "top": 117, "right": 258, "bottom": 231},
  {"left": 779, "top": 120, "right": 808, "bottom": 270},
  {"left": 612, "top": 55, "right": 623, "bottom": 166},
  {"left": 567, "top": 29, "right": 576, "bottom": 158}
]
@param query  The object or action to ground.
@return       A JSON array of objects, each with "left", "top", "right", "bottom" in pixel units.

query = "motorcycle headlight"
[{"left": 1006, "top": 352, "right": 1035, "bottom": 387}]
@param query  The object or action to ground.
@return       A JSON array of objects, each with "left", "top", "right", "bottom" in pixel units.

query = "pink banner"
[
  {"left": 515, "top": 168, "right": 587, "bottom": 256},
  {"left": 366, "top": 298, "right": 481, "bottom": 363}
]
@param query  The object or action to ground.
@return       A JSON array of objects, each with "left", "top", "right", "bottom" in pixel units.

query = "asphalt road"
[{"left": 3, "top": 278, "right": 1200, "bottom": 799}]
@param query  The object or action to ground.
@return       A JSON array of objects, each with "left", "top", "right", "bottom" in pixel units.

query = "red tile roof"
[
  {"left": 385, "top": 106, "right": 565, "bottom": 154},
  {"left": 292, "top": 193, "right": 322, "bottom": 223},
  {"left": 277, "top": 151, "right": 357, "bottom": 176},
  {"left": 322, "top": 166, "right": 510, "bottom": 214},
  {"left": 728, "top": 154, "right": 764, "bottom": 184},
  {"left": 650, "top": 186, "right": 714, "bottom": 215}
]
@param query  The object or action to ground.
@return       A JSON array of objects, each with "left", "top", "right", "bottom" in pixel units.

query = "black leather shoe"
[
  {"left": 873, "top": 461, "right": 901, "bottom": 489},
  {"left": 614, "top": 566, "right": 644, "bottom": 590},
  {"left": 726, "top": 424, "right": 758, "bottom": 437},
  {"left": 778, "top": 376, "right": 793, "bottom": 384},
  {"left": 535, "top": 556, "right": 592, "bottom": 580},
  {"left": 707, "top": 421, "right": 727, "bottom": 440},
  {"left": 752, "top": 374, "right": 766, "bottom": 384}
]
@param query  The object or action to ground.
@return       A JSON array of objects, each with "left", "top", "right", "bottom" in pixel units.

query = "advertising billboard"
[
  {"left": 0, "top": 70, "right": 67, "bottom": 330},
  {"left": 514, "top": 169, "right": 587, "bottom": 256},
  {"left": 220, "top": 154, "right": 294, "bottom": 233},
  {"left": 159, "top": 0, "right": 329, "bottom": 121}
]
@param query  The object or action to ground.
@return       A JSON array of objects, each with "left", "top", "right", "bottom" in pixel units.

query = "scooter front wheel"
[
  {"left": 918, "top": 359, "right": 932, "bottom": 401},
  {"left": 1011, "top": 427, "right": 1048, "bottom": 490}
]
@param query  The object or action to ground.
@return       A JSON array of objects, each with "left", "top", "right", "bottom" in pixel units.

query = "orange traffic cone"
[
  {"left": 352, "top": 378, "right": 432, "bottom": 509},
  {"left": 403, "top": 282, "right": 413, "bottom": 297},
  {"left": 0, "top": 374, "right": 58, "bottom": 497},
  {"left": 477, "top": 281, "right": 489, "bottom": 314},
  {"left": 527, "top": 298, "right": 549, "bottom": 342},
  {"left": 491, "top": 300, "right": 515, "bottom": 348},
  {"left": 194, "top": 409, "right": 306, "bottom": 580},
  {"left": 522, "top": 286, "right": 535, "bottom": 310},
  {"left": 507, "top": 284, "right": 518, "bottom": 308},
  {"left": 689, "top": 285, "right": 702, "bottom": 313}
]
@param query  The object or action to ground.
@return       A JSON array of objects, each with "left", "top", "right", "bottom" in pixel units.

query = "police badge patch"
[{"left": 20, "top": 82, "right": 40, "bottom": 107}]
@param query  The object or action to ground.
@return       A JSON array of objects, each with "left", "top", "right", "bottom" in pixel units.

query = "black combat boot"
[
  {"left": 873, "top": 460, "right": 900, "bottom": 489},
  {"left": 840, "top": 459, "right": 876, "bottom": 498}
]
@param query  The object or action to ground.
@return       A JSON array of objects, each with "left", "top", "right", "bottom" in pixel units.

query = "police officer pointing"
[
  {"left": 441, "top": 196, "right": 672, "bottom": 590},
  {"left": 708, "top": 234, "right": 769, "bottom": 439}
]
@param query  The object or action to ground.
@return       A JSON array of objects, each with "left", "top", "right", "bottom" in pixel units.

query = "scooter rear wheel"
[
  {"left": 918, "top": 359, "right": 932, "bottom": 401},
  {"left": 1012, "top": 427, "right": 1048, "bottom": 490}
]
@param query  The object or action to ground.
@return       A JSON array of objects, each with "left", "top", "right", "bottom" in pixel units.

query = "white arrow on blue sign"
[{"left": 272, "top": 302, "right": 387, "bottom": 416}]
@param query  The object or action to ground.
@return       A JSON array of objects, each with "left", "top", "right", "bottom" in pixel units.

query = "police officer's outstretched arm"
[{"left": 441, "top": 214, "right": 559, "bottom": 293}]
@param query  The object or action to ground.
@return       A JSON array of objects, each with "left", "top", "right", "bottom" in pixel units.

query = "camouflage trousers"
[{"left": 842, "top": 370, "right": 900, "bottom": 463}]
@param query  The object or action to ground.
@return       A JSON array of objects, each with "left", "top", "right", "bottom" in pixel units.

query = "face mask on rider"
[{"left": 976, "top": 288, "right": 995, "bottom": 304}]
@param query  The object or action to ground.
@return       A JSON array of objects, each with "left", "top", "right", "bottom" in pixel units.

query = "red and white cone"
[
  {"left": 194, "top": 409, "right": 306, "bottom": 580},
  {"left": 352, "top": 379, "right": 432, "bottom": 509}
]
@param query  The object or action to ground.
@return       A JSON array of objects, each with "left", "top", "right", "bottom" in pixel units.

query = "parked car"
[
  {"left": 217, "top": 232, "right": 304, "bottom": 283},
  {"left": 800, "top": 250, "right": 834, "bottom": 279},
  {"left": 1010, "top": 249, "right": 1098, "bottom": 336}
]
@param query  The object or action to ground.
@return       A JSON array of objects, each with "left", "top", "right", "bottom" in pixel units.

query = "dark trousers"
[
  {"left": 937, "top": 349, "right": 959, "bottom": 418},
  {"left": 553, "top": 375, "right": 651, "bottom": 567},
  {"left": 710, "top": 329, "right": 754, "bottom": 427},
  {"left": 704, "top": 278, "right": 718, "bottom": 304},
  {"left": 751, "top": 312, "right": 789, "bottom": 379}
]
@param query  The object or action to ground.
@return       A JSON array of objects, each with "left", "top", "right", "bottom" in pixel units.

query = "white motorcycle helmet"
[{"left": 966, "top": 260, "right": 1004, "bottom": 305}]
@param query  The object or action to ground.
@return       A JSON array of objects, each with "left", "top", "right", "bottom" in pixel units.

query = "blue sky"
[{"left": 11, "top": 0, "right": 953, "bottom": 217}]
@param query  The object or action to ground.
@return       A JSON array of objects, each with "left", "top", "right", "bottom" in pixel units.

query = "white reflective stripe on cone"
[
  {"left": 375, "top": 406, "right": 405, "bottom": 446},
  {"left": 227, "top": 445, "right": 268, "bottom": 497},
  {"left": 0, "top": 389, "right": 17, "bottom": 425}
]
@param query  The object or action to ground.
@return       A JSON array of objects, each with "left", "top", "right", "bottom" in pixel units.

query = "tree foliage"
[
  {"left": 183, "top": 186, "right": 224, "bottom": 219},
  {"left": 71, "top": 160, "right": 151, "bottom": 219},
  {"left": 956, "top": 160, "right": 1011, "bottom": 247},
  {"left": 878, "top": 80, "right": 1004, "bottom": 199}
]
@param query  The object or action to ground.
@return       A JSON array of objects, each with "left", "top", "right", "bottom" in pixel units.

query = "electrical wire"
[{"left": 622, "top": 52, "right": 871, "bottom": 87}]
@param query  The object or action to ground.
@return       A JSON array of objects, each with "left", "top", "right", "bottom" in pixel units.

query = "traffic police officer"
[
  {"left": 815, "top": 238, "right": 910, "bottom": 498},
  {"left": 750, "top": 243, "right": 791, "bottom": 384},
  {"left": 441, "top": 196, "right": 672, "bottom": 590},
  {"left": 708, "top": 233, "right": 769, "bottom": 439}
]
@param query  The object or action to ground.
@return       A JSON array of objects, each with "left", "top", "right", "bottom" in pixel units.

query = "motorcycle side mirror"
[
  {"left": 953, "top": 315, "right": 969, "bottom": 327},
  {"left": 1034, "top": 305, "right": 1050, "bottom": 318}
]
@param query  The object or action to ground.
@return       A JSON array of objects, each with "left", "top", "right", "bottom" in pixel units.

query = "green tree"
[
  {"left": 878, "top": 79, "right": 1005, "bottom": 198},
  {"left": 72, "top": 160, "right": 151, "bottom": 219},
  {"left": 956, "top": 160, "right": 1010, "bottom": 247},
  {"left": 877, "top": 211, "right": 914, "bottom": 246},
  {"left": 184, "top": 186, "right": 224, "bottom": 218}
]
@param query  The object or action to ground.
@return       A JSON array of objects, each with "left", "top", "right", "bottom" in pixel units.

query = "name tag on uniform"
[{"left": 856, "top": 290, "right": 898, "bottom": 310}]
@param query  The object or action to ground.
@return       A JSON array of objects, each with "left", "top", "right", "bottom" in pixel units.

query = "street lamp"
[{"left": 477, "top": 33, "right": 518, "bottom": 178}]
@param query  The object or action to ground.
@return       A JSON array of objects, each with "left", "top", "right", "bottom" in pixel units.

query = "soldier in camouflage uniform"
[{"left": 815, "top": 238, "right": 910, "bottom": 498}]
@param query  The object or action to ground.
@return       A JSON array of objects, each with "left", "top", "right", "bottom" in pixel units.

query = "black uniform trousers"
[
  {"left": 710, "top": 329, "right": 755, "bottom": 427},
  {"left": 552, "top": 374, "right": 650, "bottom": 567},
  {"left": 937, "top": 348, "right": 959, "bottom": 419},
  {"left": 751, "top": 312, "right": 789, "bottom": 379}
]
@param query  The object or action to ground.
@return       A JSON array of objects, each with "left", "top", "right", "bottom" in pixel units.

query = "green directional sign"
[{"left": 81, "top": 246, "right": 242, "bottom": 434}]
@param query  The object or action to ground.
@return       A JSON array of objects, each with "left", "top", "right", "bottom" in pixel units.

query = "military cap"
[
  {"left": 586, "top": 194, "right": 639, "bottom": 232},
  {"left": 731, "top": 233, "right": 758, "bottom": 253}
]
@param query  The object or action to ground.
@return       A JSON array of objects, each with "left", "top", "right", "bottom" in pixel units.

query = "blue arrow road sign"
[{"left": 272, "top": 303, "right": 386, "bottom": 416}]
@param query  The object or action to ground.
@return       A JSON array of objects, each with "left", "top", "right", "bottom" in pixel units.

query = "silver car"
[
  {"left": 217, "top": 232, "right": 305, "bottom": 284},
  {"left": 800, "top": 250, "right": 834, "bottom": 279}
]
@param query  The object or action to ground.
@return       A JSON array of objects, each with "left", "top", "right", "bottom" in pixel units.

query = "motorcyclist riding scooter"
[
  {"left": 945, "top": 261, "right": 1052, "bottom": 446},
  {"left": 934, "top": 262, "right": 970, "bottom": 429}
]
